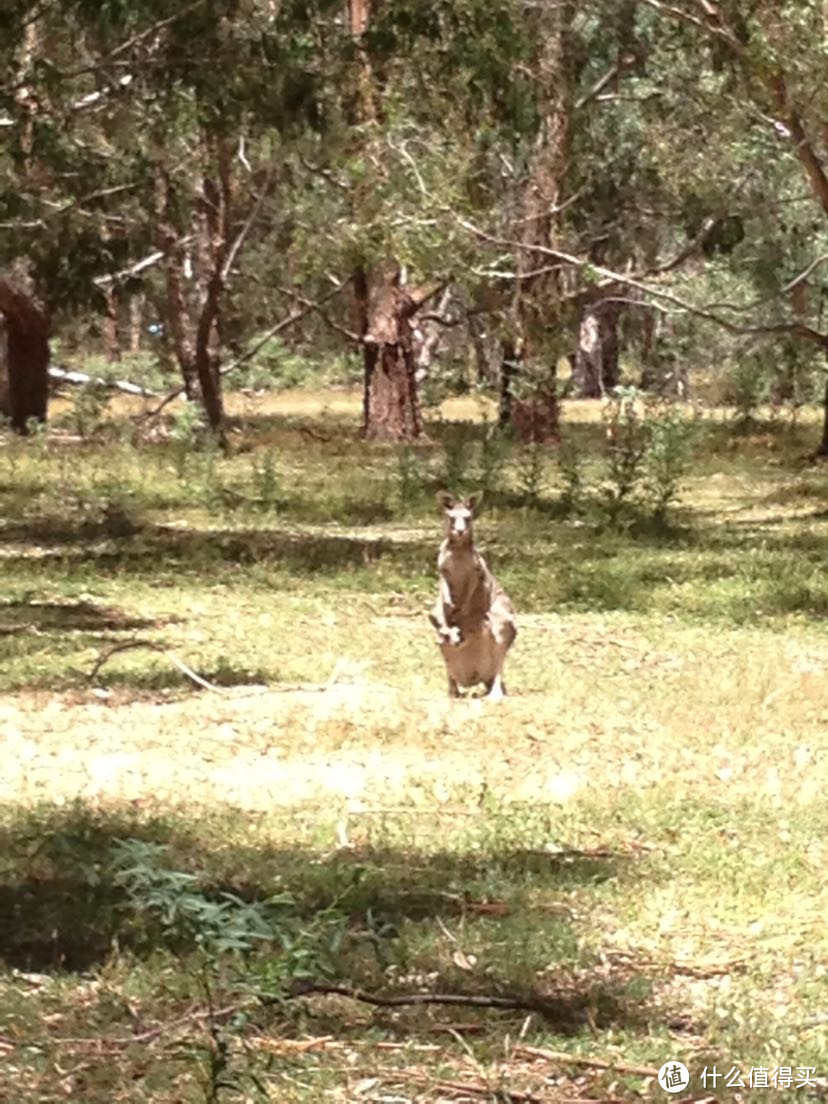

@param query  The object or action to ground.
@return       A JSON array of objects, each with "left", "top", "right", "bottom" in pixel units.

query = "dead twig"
[
  {"left": 380, "top": 1069, "right": 543, "bottom": 1103},
  {"left": 89, "top": 640, "right": 226, "bottom": 694},
  {"left": 282, "top": 981, "right": 565, "bottom": 1018},
  {"left": 515, "top": 1043, "right": 659, "bottom": 1079},
  {"left": 48, "top": 1002, "right": 247, "bottom": 1051}
]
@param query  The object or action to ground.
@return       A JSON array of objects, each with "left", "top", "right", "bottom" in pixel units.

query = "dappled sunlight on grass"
[{"left": 3, "top": 393, "right": 828, "bottom": 1099}]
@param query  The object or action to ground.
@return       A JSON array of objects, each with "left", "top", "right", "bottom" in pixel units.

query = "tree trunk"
[
  {"left": 154, "top": 164, "right": 198, "bottom": 400},
  {"left": 193, "top": 269, "right": 226, "bottom": 441},
  {"left": 500, "top": 0, "right": 576, "bottom": 441},
  {"left": 468, "top": 313, "right": 498, "bottom": 386},
  {"left": 360, "top": 262, "right": 423, "bottom": 441},
  {"left": 498, "top": 338, "right": 520, "bottom": 428},
  {"left": 0, "top": 279, "right": 49, "bottom": 434},
  {"left": 153, "top": 136, "right": 231, "bottom": 441},
  {"left": 129, "top": 292, "right": 144, "bottom": 353},
  {"left": 103, "top": 285, "right": 121, "bottom": 363},
  {"left": 573, "top": 300, "right": 620, "bottom": 397},
  {"left": 818, "top": 369, "right": 828, "bottom": 456},
  {"left": 190, "top": 143, "right": 231, "bottom": 441}
]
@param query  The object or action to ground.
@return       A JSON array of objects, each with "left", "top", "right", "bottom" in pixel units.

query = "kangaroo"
[{"left": 429, "top": 491, "right": 517, "bottom": 700}]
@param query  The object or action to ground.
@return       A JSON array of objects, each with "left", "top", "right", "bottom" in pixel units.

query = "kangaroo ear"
[
  {"left": 436, "top": 491, "right": 454, "bottom": 512},
  {"left": 466, "top": 491, "right": 483, "bottom": 515}
]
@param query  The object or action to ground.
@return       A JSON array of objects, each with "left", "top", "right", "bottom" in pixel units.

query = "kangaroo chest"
[{"left": 440, "top": 547, "right": 493, "bottom": 619}]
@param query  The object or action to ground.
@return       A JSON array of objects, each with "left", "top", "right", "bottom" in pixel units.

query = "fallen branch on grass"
[
  {"left": 514, "top": 1043, "right": 658, "bottom": 1079},
  {"left": 90, "top": 643, "right": 352, "bottom": 696},
  {"left": 89, "top": 640, "right": 228, "bottom": 693},
  {"left": 280, "top": 980, "right": 583, "bottom": 1020},
  {"left": 381, "top": 1070, "right": 543, "bottom": 1103},
  {"left": 49, "top": 365, "right": 159, "bottom": 398},
  {"left": 45, "top": 1002, "right": 248, "bottom": 1051}
]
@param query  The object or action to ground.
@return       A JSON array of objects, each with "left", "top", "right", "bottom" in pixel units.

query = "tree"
[
  {"left": 638, "top": 0, "right": 828, "bottom": 450},
  {"left": 496, "top": 0, "right": 576, "bottom": 439},
  {"left": 0, "top": 278, "right": 49, "bottom": 433}
]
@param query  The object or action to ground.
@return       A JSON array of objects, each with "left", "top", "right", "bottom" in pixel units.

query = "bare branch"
[
  {"left": 140, "top": 278, "right": 352, "bottom": 420},
  {"left": 95, "top": 237, "right": 194, "bottom": 289},
  {"left": 457, "top": 216, "right": 828, "bottom": 347},
  {"left": 221, "top": 166, "right": 276, "bottom": 283},
  {"left": 90, "top": 640, "right": 226, "bottom": 694},
  {"left": 274, "top": 283, "right": 361, "bottom": 343},
  {"left": 575, "top": 54, "right": 639, "bottom": 111},
  {"left": 782, "top": 253, "right": 828, "bottom": 294}
]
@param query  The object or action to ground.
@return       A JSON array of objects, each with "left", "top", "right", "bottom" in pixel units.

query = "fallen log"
[{"left": 48, "top": 365, "right": 165, "bottom": 399}]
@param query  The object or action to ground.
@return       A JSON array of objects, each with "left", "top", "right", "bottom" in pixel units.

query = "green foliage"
[
  {"left": 551, "top": 390, "right": 697, "bottom": 527},
  {"left": 601, "top": 387, "right": 648, "bottom": 525},
  {"left": 723, "top": 356, "right": 770, "bottom": 425},
  {"left": 249, "top": 448, "right": 282, "bottom": 512},
  {"left": 62, "top": 384, "right": 109, "bottom": 438},
  {"left": 478, "top": 417, "right": 512, "bottom": 499},
  {"left": 556, "top": 437, "right": 584, "bottom": 514},
  {"left": 643, "top": 399, "right": 699, "bottom": 522},
  {"left": 438, "top": 421, "right": 477, "bottom": 494},
  {"left": 168, "top": 402, "right": 207, "bottom": 477},
  {"left": 111, "top": 839, "right": 280, "bottom": 954},
  {"left": 241, "top": 336, "right": 330, "bottom": 391},
  {"left": 514, "top": 442, "right": 547, "bottom": 506},
  {"left": 394, "top": 444, "right": 428, "bottom": 508}
]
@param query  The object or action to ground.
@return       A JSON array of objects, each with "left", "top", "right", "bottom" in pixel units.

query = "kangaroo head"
[{"left": 437, "top": 491, "right": 482, "bottom": 546}]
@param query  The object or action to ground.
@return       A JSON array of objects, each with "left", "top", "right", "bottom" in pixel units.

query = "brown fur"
[{"left": 429, "top": 492, "right": 517, "bottom": 699}]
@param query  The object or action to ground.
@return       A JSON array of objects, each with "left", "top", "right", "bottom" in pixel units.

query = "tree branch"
[
  {"left": 139, "top": 278, "right": 351, "bottom": 419},
  {"left": 274, "top": 284, "right": 361, "bottom": 343},
  {"left": 457, "top": 216, "right": 828, "bottom": 347}
]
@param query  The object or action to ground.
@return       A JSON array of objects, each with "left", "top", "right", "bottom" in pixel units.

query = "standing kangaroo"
[{"left": 429, "top": 491, "right": 517, "bottom": 699}]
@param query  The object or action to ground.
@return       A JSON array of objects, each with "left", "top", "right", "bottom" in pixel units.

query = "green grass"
[{"left": 2, "top": 392, "right": 828, "bottom": 1101}]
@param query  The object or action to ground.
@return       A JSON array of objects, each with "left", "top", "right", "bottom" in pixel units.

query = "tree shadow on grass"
[
  {"left": 0, "top": 803, "right": 662, "bottom": 1036},
  {"left": 0, "top": 521, "right": 434, "bottom": 577},
  {"left": 0, "top": 600, "right": 159, "bottom": 637}
]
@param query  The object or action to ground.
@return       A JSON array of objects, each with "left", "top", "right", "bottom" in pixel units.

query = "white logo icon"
[{"left": 658, "top": 1061, "right": 690, "bottom": 1093}]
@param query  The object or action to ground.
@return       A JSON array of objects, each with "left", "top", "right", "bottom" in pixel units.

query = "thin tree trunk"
[
  {"left": 190, "top": 137, "right": 231, "bottom": 441},
  {"left": 347, "top": 0, "right": 425, "bottom": 441},
  {"left": 818, "top": 369, "right": 828, "bottom": 456},
  {"left": 0, "top": 279, "right": 49, "bottom": 434},
  {"left": 499, "top": 338, "right": 519, "bottom": 428},
  {"left": 103, "top": 286, "right": 121, "bottom": 363},
  {"left": 154, "top": 164, "right": 198, "bottom": 400},
  {"left": 573, "top": 300, "right": 620, "bottom": 397},
  {"left": 129, "top": 292, "right": 144, "bottom": 353},
  {"left": 468, "top": 314, "right": 497, "bottom": 386}
]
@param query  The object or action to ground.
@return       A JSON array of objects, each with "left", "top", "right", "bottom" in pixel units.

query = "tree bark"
[
  {"left": 347, "top": 0, "right": 425, "bottom": 441},
  {"left": 153, "top": 136, "right": 231, "bottom": 441},
  {"left": 818, "top": 366, "right": 828, "bottom": 457},
  {"left": 572, "top": 300, "right": 620, "bottom": 397},
  {"left": 360, "top": 261, "right": 423, "bottom": 441},
  {"left": 103, "top": 285, "right": 121, "bottom": 363},
  {"left": 468, "top": 313, "right": 498, "bottom": 386},
  {"left": 190, "top": 138, "right": 231, "bottom": 441},
  {"left": 0, "top": 279, "right": 49, "bottom": 434},
  {"left": 500, "top": 0, "right": 576, "bottom": 441},
  {"left": 154, "top": 164, "right": 198, "bottom": 400},
  {"left": 128, "top": 291, "right": 144, "bottom": 353}
]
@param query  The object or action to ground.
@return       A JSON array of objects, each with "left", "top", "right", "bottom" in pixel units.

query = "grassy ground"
[{"left": 2, "top": 389, "right": 828, "bottom": 1102}]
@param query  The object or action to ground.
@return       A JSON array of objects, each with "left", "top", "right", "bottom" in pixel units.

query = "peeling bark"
[{"left": 361, "top": 262, "right": 423, "bottom": 441}]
